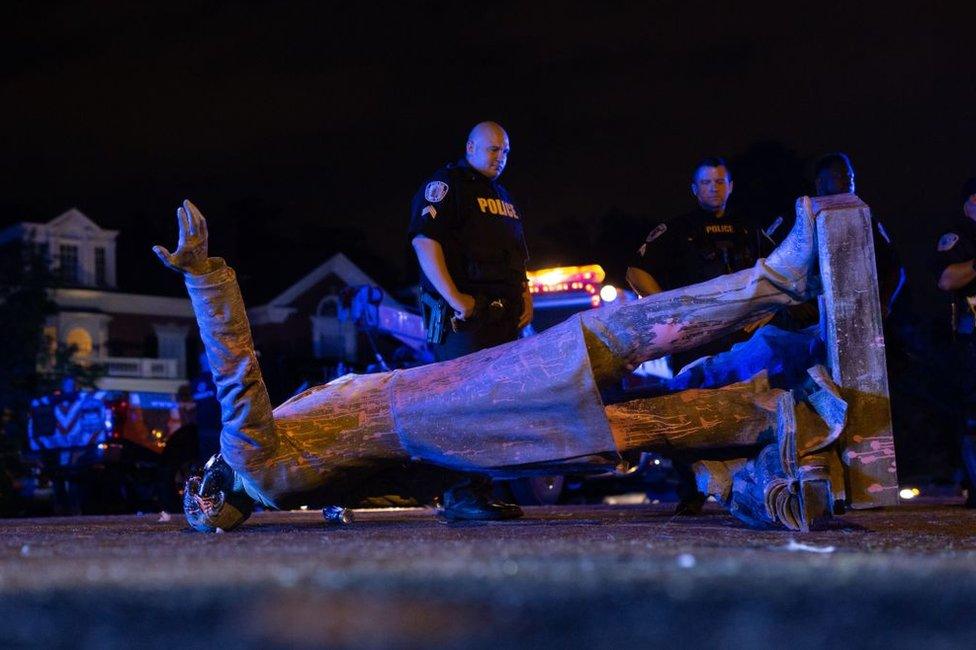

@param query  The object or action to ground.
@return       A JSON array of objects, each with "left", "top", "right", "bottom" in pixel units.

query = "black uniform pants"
[
  {"left": 431, "top": 308, "right": 521, "bottom": 497},
  {"left": 952, "top": 335, "right": 976, "bottom": 499},
  {"left": 433, "top": 316, "right": 520, "bottom": 362}
]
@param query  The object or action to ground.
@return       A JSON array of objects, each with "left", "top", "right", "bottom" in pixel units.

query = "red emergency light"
[{"left": 527, "top": 264, "right": 606, "bottom": 295}]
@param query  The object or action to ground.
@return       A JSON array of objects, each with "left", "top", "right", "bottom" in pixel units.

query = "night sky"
[{"left": 3, "top": 2, "right": 975, "bottom": 315}]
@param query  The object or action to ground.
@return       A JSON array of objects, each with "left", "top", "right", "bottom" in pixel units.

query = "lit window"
[{"left": 66, "top": 327, "right": 93, "bottom": 356}]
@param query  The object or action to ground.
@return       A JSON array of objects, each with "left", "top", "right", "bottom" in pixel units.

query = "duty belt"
[
  {"left": 450, "top": 295, "right": 509, "bottom": 333},
  {"left": 420, "top": 292, "right": 512, "bottom": 343}
]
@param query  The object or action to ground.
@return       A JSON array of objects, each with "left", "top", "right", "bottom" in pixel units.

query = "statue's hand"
[{"left": 153, "top": 199, "right": 211, "bottom": 275}]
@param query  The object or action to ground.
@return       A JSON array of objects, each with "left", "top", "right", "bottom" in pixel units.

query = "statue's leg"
[
  {"left": 606, "top": 363, "right": 846, "bottom": 532},
  {"left": 605, "top": 371, "right": 779, "bottom": 453},
  {"left": 580, "top": 197, "right": 817, "bottom": 387}
]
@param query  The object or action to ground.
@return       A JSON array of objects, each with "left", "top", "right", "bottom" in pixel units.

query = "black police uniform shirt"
[
  {"left": 409, "top": 158, "right": 528, "bottom": 303},
  {"left": 934, "top": 215, "right": 976, "bottom": 334},
  {"left": 869, "top": 217, "right": 906, "bottom": 318},
  {"left": 629, "top": 207, "right": 760, "bottom": 290}
]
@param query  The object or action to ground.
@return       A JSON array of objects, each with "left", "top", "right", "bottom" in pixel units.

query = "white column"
[{"left": 153, "top": 323, "right": 190, "bottom": 378}]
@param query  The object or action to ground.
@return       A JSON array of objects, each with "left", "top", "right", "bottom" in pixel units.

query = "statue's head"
[{"left": 182, "top": 454, "right": 254, "bottom": 532}]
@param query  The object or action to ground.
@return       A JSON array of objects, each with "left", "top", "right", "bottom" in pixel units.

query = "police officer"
[
  {"left": 626, "top": 157, "right": 762, "bottom": 297},
  {"left": 626, "top": 157, "right": 769, "bottom": 371},
  {"left": 934, "top": 177, "right": 976, "bottom": 507},
  {"left": 408, "top": 121, "right": 532, "bottom": 520},
  {"left": 626, "top": 157, "right": 763, "bottom": 516},
  {"left": 814, "top": 153, "right": 905, "bottom": 320}
]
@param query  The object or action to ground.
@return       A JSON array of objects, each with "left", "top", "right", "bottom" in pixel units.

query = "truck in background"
[{"left": 27, "top": 381, "right": 198, "bottom": 514}]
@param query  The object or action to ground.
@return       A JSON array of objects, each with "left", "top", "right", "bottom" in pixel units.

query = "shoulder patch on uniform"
[
  {"left": 421, "top": 205, "right": 437, "bottom": 220},
  {"left": 644, "top": 223, "right": 667, "bottom": 243},
  {"left": 938, "top": 232, "right": 959, "bottom": 252},
  {"left": 424, "top": 181, "right": 449, "bottom": 203}
]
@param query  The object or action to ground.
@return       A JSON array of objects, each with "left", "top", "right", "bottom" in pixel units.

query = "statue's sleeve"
[{"left": 184, "top": 259, "right": 278, "bottom": 476}]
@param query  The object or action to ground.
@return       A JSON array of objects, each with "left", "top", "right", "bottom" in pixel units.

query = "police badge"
[
  {"left": 938, "top": 233, "right": 959, "bottom": 252},
  {"left": 645, "top": 223, "right": 667, "bottom": 243},
  {"left": 425, "top": 181, "right": 449, "bottom": 203}
]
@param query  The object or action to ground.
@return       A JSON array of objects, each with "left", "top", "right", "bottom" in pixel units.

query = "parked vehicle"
[{"left": 27, "top": 385, "right": 198, "bottom": 513}]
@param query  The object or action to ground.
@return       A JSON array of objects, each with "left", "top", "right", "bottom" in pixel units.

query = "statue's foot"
[
  {"left": 183, "top": 453, "right": 254, "bottom": 533},
  {"left": 727, "top": 391, "right": 834, "bottom": 532},
  {"left": 763, "top": 196, "right": 818, "bottom": 300}
]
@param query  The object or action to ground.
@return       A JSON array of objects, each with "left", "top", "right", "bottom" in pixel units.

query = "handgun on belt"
[{"left": 420, "top": 292, "right": 450, "bottom": 344}]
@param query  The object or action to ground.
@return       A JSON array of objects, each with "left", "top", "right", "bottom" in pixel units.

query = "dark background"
[{"left": 2, "top": 1, "right": 974, "bottom": 312}]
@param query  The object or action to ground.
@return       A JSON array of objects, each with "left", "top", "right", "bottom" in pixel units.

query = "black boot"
[
  {"left": 442, "top": 475, "right": 523, "bottom": 521},
  {"left": 961, "top": 434, "right": 976, "bottom": 508},
  {"left": 673, "top": 457, "right": 707, "bottom": 516}
]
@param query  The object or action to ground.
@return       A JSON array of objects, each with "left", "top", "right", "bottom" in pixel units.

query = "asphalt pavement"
[{"left": 1, "top": 500, "right": 975, "bottom": 649}]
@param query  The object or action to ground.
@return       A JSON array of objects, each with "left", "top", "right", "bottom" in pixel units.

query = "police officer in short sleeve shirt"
[
  {"left": 625, "top": 157, "right": 763, "bottom": 517},
  {"left": 626, "top": 157, "right": 761, "bottom": 297},
  {"left": 936, "top": 178, "right": 976, "bottom": 335},
  {"left": 407, "top": 122, "right": 532, "bottom": 521},
  {"left": 409, "top": 121, "right": 532, "bottom": 362},
  {"left": 935, "top": 177, "right": 976, "bottom": 507}
]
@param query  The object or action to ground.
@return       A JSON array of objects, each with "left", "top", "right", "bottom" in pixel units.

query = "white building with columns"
[{"left": 0, "top": 208, "right": 196, "bottom": 393}]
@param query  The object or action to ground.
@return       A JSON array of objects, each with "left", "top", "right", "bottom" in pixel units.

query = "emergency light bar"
[{"left": 527, "top": 264, "right": 606, "bottom": 294}]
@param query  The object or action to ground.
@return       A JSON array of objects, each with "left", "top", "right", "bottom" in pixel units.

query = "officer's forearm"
[
  {"left": 625, "top": 266, "right": 663, "bottom": 297},
  {"left": 938, "top": 260, "right": 976, "bottom": 292},
  {"left": 412, "top": 236, "right": 468, "bottom": 308}
]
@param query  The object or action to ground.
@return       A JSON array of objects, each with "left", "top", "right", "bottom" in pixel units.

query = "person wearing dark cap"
[{"left": 934, "top": 177, "right": 976, "bottom": 507}]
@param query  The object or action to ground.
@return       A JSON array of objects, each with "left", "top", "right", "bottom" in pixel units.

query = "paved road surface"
[{"left": 1, "top": 500, "right": 975, "bottom": 648}]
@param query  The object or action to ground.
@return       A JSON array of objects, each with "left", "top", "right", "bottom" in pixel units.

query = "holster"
[{"left": 420, "top": 292, "right": 450, "bottom": 344}]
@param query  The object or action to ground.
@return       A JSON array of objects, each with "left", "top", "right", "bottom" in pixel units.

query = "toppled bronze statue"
[{"left": 154, "top": 196, "right": 878, "bottom": 533}]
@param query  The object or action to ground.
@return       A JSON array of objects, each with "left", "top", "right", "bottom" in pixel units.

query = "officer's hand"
[
  {"left": 153, "top": 199, "right": 211, "bottom": 275},
  {"left": 518, "top": 287, "right": 533, "bottom": 329},
  {"left": 451, "top": 293, "right": 476, "bottom": 320}
]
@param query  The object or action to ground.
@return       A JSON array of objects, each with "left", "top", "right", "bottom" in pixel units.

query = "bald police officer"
[{"left": 409, "top": 121, "right": 533, "bottom": 520}]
